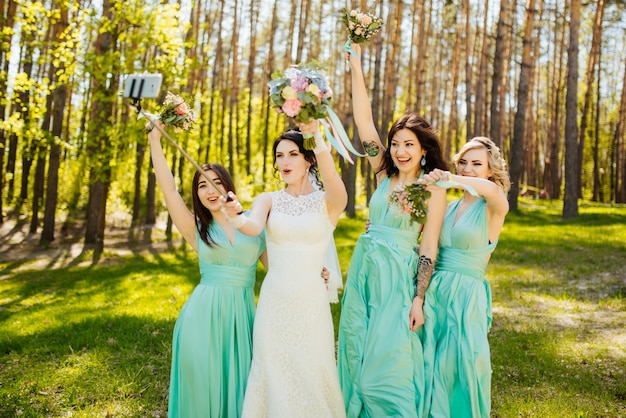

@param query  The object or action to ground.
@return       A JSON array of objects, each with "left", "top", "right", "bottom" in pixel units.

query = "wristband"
[
  {"left": 312, "top": 135, "right": 329, "bottom": 154},
  {"left": 225, "top": 213, "right": 248, "bottom": 229}
]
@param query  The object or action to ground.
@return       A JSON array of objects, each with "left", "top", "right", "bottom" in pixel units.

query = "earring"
[{"left": 421, "top": 154, "right": 426, "bottom": 167}]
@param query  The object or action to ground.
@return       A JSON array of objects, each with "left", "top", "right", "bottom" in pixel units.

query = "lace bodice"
[
  {"left": 265, "top": 190, "right": 333, "bottom": 271},
  {"left": 270, "top": 189, "right": 328, "bottom": 216}
]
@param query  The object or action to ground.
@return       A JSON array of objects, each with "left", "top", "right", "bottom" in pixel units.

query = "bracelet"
[
  {"left": 312, "top": 135, "right": 329, "bottom": 155},
  {"left": 225, "top": 213, "right": 248, "bottom": 229}
]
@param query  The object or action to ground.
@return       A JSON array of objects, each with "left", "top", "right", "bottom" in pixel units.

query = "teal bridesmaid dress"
[
  {"left": 338, "top": 177, "right": 424, "bottom": 418},
  {"left": 421, "top": 198, "right": 495, "bottom": 418},
  {"left": 168, "top": 224, "right": 265, "bottom": 418}
]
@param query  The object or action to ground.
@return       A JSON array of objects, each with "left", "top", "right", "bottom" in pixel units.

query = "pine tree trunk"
[
  {"left": 563, "top": 0, "right": 581, "bottom": 219},
  {"left": 614, "top": 54, "right": 626, "bottom": 203},
  {"left": 489, "top": 0, "right": 510, "bottom": 148},
  {"left": 509, "top": 0, "right": 536, "bottom": 211},
  {"left": 84, "top": 0, "right": 119, "bottom": 245}
]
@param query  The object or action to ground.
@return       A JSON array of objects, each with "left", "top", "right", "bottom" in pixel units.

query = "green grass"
[{"left": 1, "top": 198, "right": 625, "bottom": 417}]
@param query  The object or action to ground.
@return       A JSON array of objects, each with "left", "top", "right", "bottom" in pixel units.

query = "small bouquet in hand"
[
  {"left": 144, "top": 91, "right": 196, "bottom": 133},
  {"left": 389, "top": 182, "right": 431, "bottom": 225},
  {"left": 341, "top": 8, "right": 383, "bottom": 44}
]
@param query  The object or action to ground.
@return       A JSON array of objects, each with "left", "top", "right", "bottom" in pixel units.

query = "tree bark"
[
  {"left": 473, "top": 0, "right": 490, "bottom": 137},
  {"left": 245, "top": 0, "right": 259, "bottom": 176},
  {"left": 84, "top": 0, "right": 119, "bottom": 245},
  {"left": 576, "top": 0, "right": 605, "bottom": 198},
  {"left": 41, "top": 1, "right": 70, "bottom": 243},
  {"left": 509, "top": 0, "right": 536, "bottom": 211},
  {"left": 544, "top": 2, "right": 567, "bottom": 200},
  {"left": 614, "top": 54, "right": 626, "bottom": 203},
  {"left": 227, "top": 0, "right": 240, "bottom": 178},
  {"left": 563, "top": 0, "right": 581, "bottom": 219},
  {"left": 0, "top": 0, "right": 17, "bottom": 223},
  {"left": 489, "top": 0, "right": 510, "bottom": 148}
]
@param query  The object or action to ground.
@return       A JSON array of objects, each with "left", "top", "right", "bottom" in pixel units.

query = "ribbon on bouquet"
[
  {"left": 433, "top": 180, "right": 479, "bottom": 197},
  {"left": 344, "top": 39, "right": 360, "bottom": 59},
  {"left": 319, "top": 108, "right": 366, "bottom": 165}
]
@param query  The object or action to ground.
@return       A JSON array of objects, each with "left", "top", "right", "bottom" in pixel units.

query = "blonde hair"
[{"left": 453, "top": 137, "right": 511, "bottom": 193}]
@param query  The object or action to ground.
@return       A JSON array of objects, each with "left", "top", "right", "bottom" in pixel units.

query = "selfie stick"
[{"left": 128, "top": 78, "right": 230, "bottom": 200}]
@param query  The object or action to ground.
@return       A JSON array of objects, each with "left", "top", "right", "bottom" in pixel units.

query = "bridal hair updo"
[{"left": 272, "top": 128, "right": 322, "bottom": 189}]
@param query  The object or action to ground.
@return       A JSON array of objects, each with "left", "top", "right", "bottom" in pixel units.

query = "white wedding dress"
[{"left": 242, "top": 189, "right": 345, "bottom": 418}]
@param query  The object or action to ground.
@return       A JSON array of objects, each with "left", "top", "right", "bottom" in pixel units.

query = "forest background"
[
  {"left": 1, "top": 0, "right": 626, "bottom": 246},
  {"left": 1, "top": 0, "right": 626, "bottom": 416}
]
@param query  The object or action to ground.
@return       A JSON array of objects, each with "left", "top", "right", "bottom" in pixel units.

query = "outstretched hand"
[
  {"left": 418, "top": 169, "right": 451, "bottom": 188},
  {"left": 220, "top": 192, "right": 244, "bottom": 218}
]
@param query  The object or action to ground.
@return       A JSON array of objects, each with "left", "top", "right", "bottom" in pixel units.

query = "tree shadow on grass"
[
  {"left": 0, "top": 314, "right": 174, "bottom": 417},
  {"left": 490, "top": 324, "right": 626, "bottom": 416},
  {"left": 0, "top": 251, "right": 198, "bottom": 325}
]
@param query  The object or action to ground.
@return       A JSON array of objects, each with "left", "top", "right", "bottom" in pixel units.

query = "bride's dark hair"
[{"left": 272, "top": 129, "right": 323, "bottom": 189}]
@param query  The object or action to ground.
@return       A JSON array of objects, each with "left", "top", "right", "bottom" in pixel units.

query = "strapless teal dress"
[
  {"left": 168, "top": 224, "right": 265, "bottom": 418},
  {"left": 338, "top": 177, "right": 424, "bottom": 417},
  {"left": 421, "top": 198, "right": 495, "bottom": 418}
]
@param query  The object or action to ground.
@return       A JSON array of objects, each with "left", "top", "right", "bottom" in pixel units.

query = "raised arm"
[
  {"left": 299, "top": 121, "right": 347, "bottom": 225},
  {"left": 421, "top": 169, "right": 509, "bottom": 241},
  {"left": 148, "top": 125, "right": 198, "bottom": 251},
  {"left": 346, "top": 42, "right": 386, "bottom": 180}
]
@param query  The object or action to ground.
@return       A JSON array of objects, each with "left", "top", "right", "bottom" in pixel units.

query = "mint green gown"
[
  {"left": 168, "top": 224, "right": 265, "bottom": 418},
  {"left": 338, "top": 177, "right": 424, "bottom": 417},
  {"left": 421, "top": 198, "right": 495, "bottom": 418}
]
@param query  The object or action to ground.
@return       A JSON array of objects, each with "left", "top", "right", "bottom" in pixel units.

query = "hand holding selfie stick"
[{"left": 125, "top": 75, "right": 232, "bottom": 201}]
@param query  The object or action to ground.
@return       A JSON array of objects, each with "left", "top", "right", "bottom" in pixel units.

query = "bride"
[{"left": 221, "top": 120, "right": 347, "bottom": 417}]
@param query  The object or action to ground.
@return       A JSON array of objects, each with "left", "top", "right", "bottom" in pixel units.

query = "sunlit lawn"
[{"left": 1, "top": 198, "right": 625, "bottom": 417}]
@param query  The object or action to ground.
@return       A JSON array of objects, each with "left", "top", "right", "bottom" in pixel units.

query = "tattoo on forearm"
[
  {"left": 363, "top": 141, "right": 380, "bottom": 157},
  {"left": 413, "top": 255, "right": 434, "bottom": 299}
]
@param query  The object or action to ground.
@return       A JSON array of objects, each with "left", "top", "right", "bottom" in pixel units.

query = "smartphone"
[{"left": 123, "top": 73, "right": 162, "bottom": 99}]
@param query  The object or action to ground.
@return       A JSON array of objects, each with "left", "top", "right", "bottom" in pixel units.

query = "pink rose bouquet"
[
  {"left": 144, "top": 91, "right": 196, "bottom": 133},
  {"left": 341, "top": 8, "right": 383, "bottom": 44}
]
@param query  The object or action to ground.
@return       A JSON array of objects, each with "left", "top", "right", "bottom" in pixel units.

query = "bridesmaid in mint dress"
[
  {"left": 419, "top": 137, "right": 510, "bottom": 417},
  {"left": 338, "top": 42, "right": 448, "bottom": 417},
  {"left": 148, "top": 125, "right": 266, "bottom": 417}
]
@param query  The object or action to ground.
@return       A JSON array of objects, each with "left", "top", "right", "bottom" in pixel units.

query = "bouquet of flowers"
[
  {"left": 143, "top": 91, "right": 196, "bottom": 133},
  {"left": 389, "top": 182, "right": 431, "bottom": 225},
  {"left": 268, "top": 62, "right": 333, "bottom": 149},
  {"left": 341, "top": 8, "right": 383, "bottom": 44},
  {"left": 268, "top": 61, "right": 365, "bottom": 162}
]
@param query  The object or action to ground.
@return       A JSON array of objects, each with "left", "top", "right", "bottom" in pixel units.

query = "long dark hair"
[
  {"left": 376, "top": 113, "right": 449, "bottom": 177},
  {"left": 272, "top": 129, "right": 322, "bottom": 189},
  {"left": 191, "top": 163, "right": 236, "bottom": 247}
]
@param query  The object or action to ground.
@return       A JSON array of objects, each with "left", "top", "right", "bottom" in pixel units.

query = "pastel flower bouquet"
[
  {"left": 341, "top": 8, "right": 384, "bottom": 44},
  {"left": 389, "top": 182, "right": 431, "bottom": 225},
  {"left": 143, "top": 91, "right": 196, "bottom": 133},
  {"left": 268, "top": 62, "right": 363, "bottom": 162},
  {"left": 268, "top": 62, "right": 332, "bottom": 140}
]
